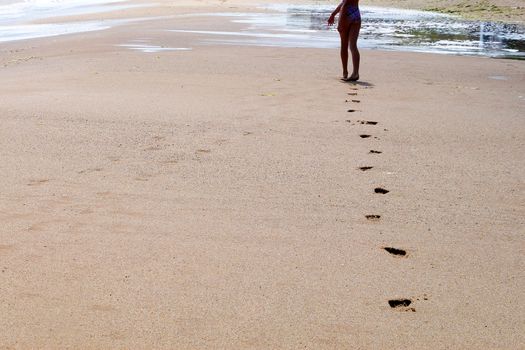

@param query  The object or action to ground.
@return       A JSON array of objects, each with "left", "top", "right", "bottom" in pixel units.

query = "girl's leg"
[
  {"left": 338, "top": 23, "right": 350, "bottom": 79},
  {"left": 348, "top": 22, "right": 361, "bottom": 79}
]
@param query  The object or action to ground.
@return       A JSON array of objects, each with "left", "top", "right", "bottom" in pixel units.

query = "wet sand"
[{"left": 0, "top": 1, "right": 524, "bottom": 348}]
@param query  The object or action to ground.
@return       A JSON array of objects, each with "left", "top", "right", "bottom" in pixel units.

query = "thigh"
[{"left": 338, "top": 20, "right": 351, "bottom": 45}]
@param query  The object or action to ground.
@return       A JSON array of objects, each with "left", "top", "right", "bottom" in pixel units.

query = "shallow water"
[
  {"left": 0, "top": 0, "right": 147, "bottom": 24},
  {"left": 172, "top": 5, "right": 525, "bottom": 59},
  {"left": 0, "top": 0, "right": 152, "bottom": 42}
]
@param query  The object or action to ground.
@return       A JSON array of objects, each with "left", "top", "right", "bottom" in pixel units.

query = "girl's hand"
[{"left": 327, "top": 13, "right": 336, "bottom": 26}]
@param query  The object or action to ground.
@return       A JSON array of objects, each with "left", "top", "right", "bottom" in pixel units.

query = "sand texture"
[{"left": 0, "top": 1, "right": 524, "bottom": 349}]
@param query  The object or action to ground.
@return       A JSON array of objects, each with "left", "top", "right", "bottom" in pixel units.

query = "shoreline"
[{"left": 1, "top": 1, "right": 523, "bottom": 60}]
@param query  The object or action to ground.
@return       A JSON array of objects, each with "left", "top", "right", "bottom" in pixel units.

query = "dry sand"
[{"left": 0, "top": 1, "right": 524, "bottom": 349}]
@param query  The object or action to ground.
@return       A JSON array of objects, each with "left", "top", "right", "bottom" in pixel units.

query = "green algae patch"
[{"left": 425, "top": 1, "right": 525, "bottom": 24}]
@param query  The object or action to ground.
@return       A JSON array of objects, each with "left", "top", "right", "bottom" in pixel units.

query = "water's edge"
[{"left": 1, "top": 1, "right": 524, "bottom": 59}]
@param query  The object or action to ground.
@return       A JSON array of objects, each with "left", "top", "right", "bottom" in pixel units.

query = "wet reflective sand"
[{"left": 118, "top": 40, "right": 192, "bottom": 53}]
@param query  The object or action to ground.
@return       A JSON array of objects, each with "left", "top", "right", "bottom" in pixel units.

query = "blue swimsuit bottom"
[{"left": 346, "top": 6, "right": 361, "bottom": 23}]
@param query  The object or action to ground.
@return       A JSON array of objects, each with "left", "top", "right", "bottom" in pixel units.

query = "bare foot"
[{"left": 344, "top": 74, "right": 359, "bottom": 82}]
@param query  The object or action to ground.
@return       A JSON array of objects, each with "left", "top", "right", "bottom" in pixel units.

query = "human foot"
[{"left": 344, "top": 74, "right": 359, "bottom": 82}]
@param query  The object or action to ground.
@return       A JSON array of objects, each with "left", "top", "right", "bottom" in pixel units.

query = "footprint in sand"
[
  {"left": 196, "top": 149, "right": 211, "bottom": 154},
  {"left": 161, "top": 159, "right": 178, "bottom": 165},
  {"left": 348, "top": 92, "right": 358, "bottom": 96},
  {"left": 358, "top": 120, "right": 378, "bottom": 125},
  {"left": 214, "top": 139, "right": 228, "bottom": 146},
  {"left": 27, "top": 179, "right": 50, "bottom": 186},
  {"left": 389, "top": 299, "right": 412, "bottom": 307},
  {"left": 91, "top": 304, "right": 118, "bottom": 313},
  {"left": 365, "top": 215, "right": 381, "bottom": 221},
  {"left": 108, "top": 156, "right": 121, "bottom": 162},
  {"left": 360, "top": 134, "right": 372, "bottom": 138},
  {"left": 383, "top": 247, "right": 407, "bottom": 256},
  {"left": 78, "top": 167, "right": 103, "bottom": 175},
  {"left": 374, "top": 187, "right": 389, "bottom": 194},
  {"left": 369, "top": 150, "right": 382, "bottom": 154},
  {"left": 416, "top": 294, "right": 430, "bottom": 301},
  {"left": 96, "top": 191, "right": 112, "bottom": 197},
  {"left": 359, "top": 166, "right": 373, "bottom": 171},
  {"left": 388, "top": 299, "right": 415, "bottom": 312},
  {"left": 347, "top": 109, "right": 358, "bottom": 113},
  {"left": 144, "top": 145, "right": 163, "bottom": 151}
]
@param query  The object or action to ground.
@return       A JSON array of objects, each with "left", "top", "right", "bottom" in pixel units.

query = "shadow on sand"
[{"left": 340, "top": 80, "right": 374, "bottom": 88}]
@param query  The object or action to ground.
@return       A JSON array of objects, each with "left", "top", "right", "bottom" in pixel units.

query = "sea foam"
[{"left": 0, "top": 0, "right": 151, "bottom": 42}]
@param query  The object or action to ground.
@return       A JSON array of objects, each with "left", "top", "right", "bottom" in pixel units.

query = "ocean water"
[
  {"left": 0, "top": 0, "right": 134, "bottom": 23},
  {"left": 0, "top": 0, "right": 150, "bottom": 42},
  {"left": 171, "top": 5, "right": 525, "bottom": 59}
]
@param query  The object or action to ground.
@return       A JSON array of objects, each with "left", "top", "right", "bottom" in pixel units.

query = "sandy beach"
[{"left": 0, "top": 0, "right": 524, "bottom": 348}]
